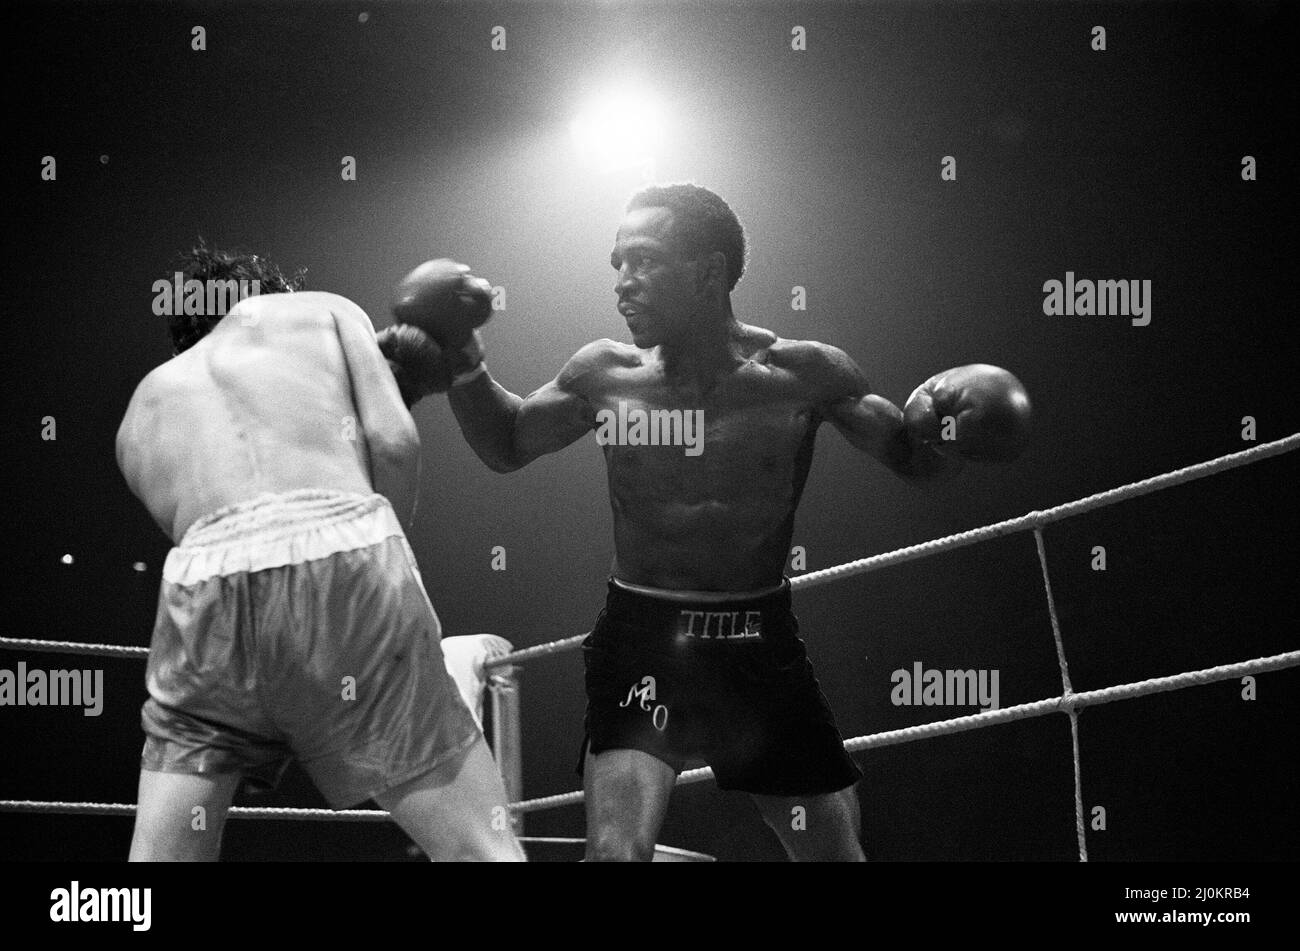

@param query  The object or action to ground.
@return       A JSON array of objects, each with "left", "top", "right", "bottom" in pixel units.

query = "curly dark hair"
[
  {"left": 626, "top": 183, "right": 747, "bottom": 291},
  {"left": 165, "top": 241, "right": 306, "bottom": 354}
]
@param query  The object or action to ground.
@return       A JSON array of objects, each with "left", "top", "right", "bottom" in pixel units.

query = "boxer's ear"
[{"left": 695, "top": 251, "right": 727, "bottom": 296}]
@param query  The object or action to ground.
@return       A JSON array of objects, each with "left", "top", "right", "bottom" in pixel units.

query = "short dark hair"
[
  {"left": 626, "top": 183, "right": 747, "bottom": 291},
  {"left": 165, "top": 241, "right": 306, "bottom": 354}
]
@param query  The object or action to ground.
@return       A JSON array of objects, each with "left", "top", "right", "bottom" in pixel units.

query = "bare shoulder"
[
  {"left": 574, "top": 337, "right": 641, "bottom": 368},
  {"left": 767, "top": 338, "right": 868, "bottom": 393},
  {"left": 236, "top": 290, "right": 374, "bottom": 328},
  {"left": 134, "top": 356, "right": 184, "bottom": 401},
  {"left": 556, "top": 338, "right": 640, "bottom": 390},
  {"left": 121, "top": 355, "right": 189, "bottom": 434},
  {"left": 117, "top": 360, "right": 174, "bottom": 468},
  {"left": 296, "top": 290, "right": 368, "bottom": 316}
]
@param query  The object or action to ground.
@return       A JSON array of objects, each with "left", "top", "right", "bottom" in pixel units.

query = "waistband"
[
  {"left": 602, "top": 577, "right": 794, "bottom": 643},
  {"left": 163, "top": 489, "right": 402, "bottom": 586}
]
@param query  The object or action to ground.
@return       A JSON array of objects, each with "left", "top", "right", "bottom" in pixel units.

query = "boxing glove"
[
  {"left": 391, "top": 259, "right": 493, "bottom": 348},
  {"left": 376, "top": 324, "right": 452, "bottom": 406},
  {"left": 903, "top": 364, "right": 1031, "bottom": 463}
]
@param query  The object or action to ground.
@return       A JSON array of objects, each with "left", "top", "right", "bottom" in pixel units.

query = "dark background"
[{"left": 3, "top": 0, "right": 1296, "bottom": 861}]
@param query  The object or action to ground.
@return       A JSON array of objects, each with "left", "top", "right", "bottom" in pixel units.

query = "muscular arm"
[
  {"left": 330, "top": 296, "right": 422, "bottom": 526},
  {"left": 814, "top": 344, "right": 962, "bottom": 483},
  {"left": 447, "top": 340, "right": 608, "bottom": 473}
]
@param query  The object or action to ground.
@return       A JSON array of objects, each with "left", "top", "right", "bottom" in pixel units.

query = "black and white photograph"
[{"left": 3, "top": 0, "right": 1296, "bottom": 933}]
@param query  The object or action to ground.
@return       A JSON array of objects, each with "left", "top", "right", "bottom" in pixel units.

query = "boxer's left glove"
[
  {"left": 903, "top": 364, "right": 1032, "bottom": 463},
  {"left": 376, "top": 323, "right": 452, "bottom": 407},
  {"left": 391, "top": 258, "right": 494, "bottom": 349}
]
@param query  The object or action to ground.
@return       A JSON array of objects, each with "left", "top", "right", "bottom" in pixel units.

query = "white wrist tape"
[{"left": 451, "top": 361, "right": 487, "bottom": 387}]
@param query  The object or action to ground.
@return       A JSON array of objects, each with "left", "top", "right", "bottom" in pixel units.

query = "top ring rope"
[
  {"left": 791, "top": 432, "right": 1298, "bottom": 591},
  {"left": 483, "top": 432, "right": 1299, "bottom": 668},
  {"left": 3, "top": 434, "right": 1295, "bottom": 665}
]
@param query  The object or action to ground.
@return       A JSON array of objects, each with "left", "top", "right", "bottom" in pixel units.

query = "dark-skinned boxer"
[{"left": 428, "top": 183, "right": 1031, "bottom": 861}]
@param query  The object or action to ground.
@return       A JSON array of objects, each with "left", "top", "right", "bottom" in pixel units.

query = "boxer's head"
[
  {"left": 614, "top": 184, "right": 746, "bottom": 348},
  {"left": 165, "top": 242, "right": 306, "bottom": 354}
]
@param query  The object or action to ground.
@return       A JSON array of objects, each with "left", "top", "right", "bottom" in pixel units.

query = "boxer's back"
[{"left": 119, "top": 291, "right": 375, "bottom": 542}]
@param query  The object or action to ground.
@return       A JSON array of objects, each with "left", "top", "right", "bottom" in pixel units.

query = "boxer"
[
  {"left": 117, "top": 244, "right": 523, "bottom": 861},
  {"left": 442, "top": 184, "right": 1031, "bottom": 861}
]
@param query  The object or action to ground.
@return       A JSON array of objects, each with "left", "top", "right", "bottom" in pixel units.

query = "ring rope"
[
  {"left": 508, "top": 649, "right": 1300, "bottom": 814},
  {"left": 0, "top": 637, "right": 148, "bottom": 658},
  {"left": 783, "top": 433, "right": 1296, "bottom": 591},
  {"left": 2, "top": 434, "right": 1294, "bottom": 838},
  {"left": 5, "top": 435, "right": 1294, "bottom": 667},
  {"left": 3, "top": 649, "right": 1295, "bottom": 822},
  {"left": 0, "top": 801, "right": 390, "bottom": 821},
  {"left": 483, "top": 433, "right": 1300, "bottom": 668},
  {"left": 485, "top": 634, "right": 587, "bottom": 668}
]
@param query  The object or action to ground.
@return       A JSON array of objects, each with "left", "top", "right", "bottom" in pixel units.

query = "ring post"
[{"left": 488, "top": 664, "right": 523, "bottom": 835}]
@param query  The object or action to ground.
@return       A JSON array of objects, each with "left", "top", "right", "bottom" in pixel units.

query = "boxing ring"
[{"left": 3, "top": 432, "right": 1298, "bottom": 860}]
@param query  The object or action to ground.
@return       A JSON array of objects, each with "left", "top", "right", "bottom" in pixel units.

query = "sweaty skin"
[
  {"left": 117, "top": 291, "right": 419, "bottom": 542},
  {"left": 448, "top": 206, "right": 945, "bottom": 592},
  {"left": 447, "top": 203, "right": 959, "bottom": 861},
  {"left": 575, "top": 333, "right": 880, "bottom": 590},
  {"left": 118, "top": 288, "right": 526, "bottom": 863}
]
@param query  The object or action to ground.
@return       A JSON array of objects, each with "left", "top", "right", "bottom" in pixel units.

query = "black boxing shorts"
[{"left": 577, "top": 578, "right": 862, "bottom": 797}]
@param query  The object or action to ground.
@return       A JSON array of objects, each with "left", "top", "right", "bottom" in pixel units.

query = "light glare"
[{"left": 570, "top": 86, "right": 667, "bottom": 174}]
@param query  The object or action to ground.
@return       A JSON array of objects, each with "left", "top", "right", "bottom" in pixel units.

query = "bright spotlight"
[{"left": 569, "top": 85, "right": 668, "bottom": 174}]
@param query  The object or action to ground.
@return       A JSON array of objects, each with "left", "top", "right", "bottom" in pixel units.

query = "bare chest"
[{"left": 595, "top": 368, "right": 819, "bottom": 497}]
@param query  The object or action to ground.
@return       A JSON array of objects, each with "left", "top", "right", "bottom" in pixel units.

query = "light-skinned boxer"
[{"left": 117, "top": 244, "right": 524, "bottom": 861}]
